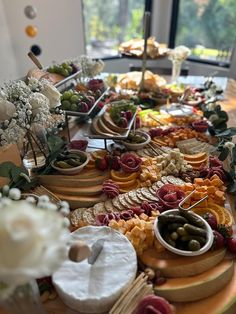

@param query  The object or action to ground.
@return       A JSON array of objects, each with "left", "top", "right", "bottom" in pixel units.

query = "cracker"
[
  {"left": 118, "top": 194, "right": 132, "bottom": 209},
  {"left": 166, "top": 175, "right": 185, "bottom": 186},
  {"left": 112, "top": 197, "right": 126, "bottom": 211},
  {"left": 128, "top": 190, "right": 142, "bottom": 204},
  {"left": 140, "top": 188, "right": 158, "bottom": 201},
  {"left": 70, "top": 208, "right": 86, "bottom": 227},
  {"left": 82, "top": 207, "right": 96, "bottom": 225}
]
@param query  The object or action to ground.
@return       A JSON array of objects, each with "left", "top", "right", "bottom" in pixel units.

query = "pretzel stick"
[
  {"left": 109, "top": 273, "right": 147, "bottom": 314},
  {"left": 122, "top": 285, "right": 154, "bottom": 314}
]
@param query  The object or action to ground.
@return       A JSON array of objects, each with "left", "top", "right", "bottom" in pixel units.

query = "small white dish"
[
  {"left": 154, "top": 209, "right": 214, "bottom": 256},
  {"left": 121, "top": 131, "right": 151, "bottom": 150},
  {"left": 51, "top": 150, "right": 89, "bottom": 175}
]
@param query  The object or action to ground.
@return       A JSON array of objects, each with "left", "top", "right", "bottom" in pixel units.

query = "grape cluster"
[
  {"left": 60, "top": 89, "right": 98, "bottom": 113},
  {"left": 47, "top": 62, "right": 78, "bottom": 77}
]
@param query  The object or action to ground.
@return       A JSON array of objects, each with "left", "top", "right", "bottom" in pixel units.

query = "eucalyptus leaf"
[
  {"left": 218, "top": 147, "right": 229, "bottom": 161},
  {"left": 47, "top": 135, "right": 66, "bottom": 154},
  {"left": 216, "top": 127, "right": 236, "bottom": 137},
  {"left": 232, "top": 145, "right": 236, "bottom": 164},
  {"left": 0, "top": 162, "right": 16, "bottom": 178}
]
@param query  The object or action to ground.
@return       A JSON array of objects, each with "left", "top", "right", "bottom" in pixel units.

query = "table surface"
[{"left": 1, "top": 75, "right": 236, "bottom": 314}]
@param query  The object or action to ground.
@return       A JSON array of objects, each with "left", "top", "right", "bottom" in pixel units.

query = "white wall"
[
  {"left": 0, "top": 0, "right": 19, "bottom": 83},
  {"left": 1, "top": 0, "right": 85, "bottom": 81}
]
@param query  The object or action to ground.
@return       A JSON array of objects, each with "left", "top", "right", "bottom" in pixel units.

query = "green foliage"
[
  {"left": 0, "top": 162, "right": 37, "bottom": 191},
  {"left": 83, "top": 0, "right": 145, "bottom": 48},
  {"left": 36, "top": 135, "right": 66, "bottom": 175},
  {"left": 176, "top": 0, "right": 236, "bottom": 51}
]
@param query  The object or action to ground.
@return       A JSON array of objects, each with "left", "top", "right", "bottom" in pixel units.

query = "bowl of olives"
[
  {"left": 154, "top": 209, "right": 214, "bottom": 256},
  {"left": 51, "top": 150, "right": 89, "bottom": 175},
  {"left": 121, "top": 131, "right": 151, "bottom": 150}
]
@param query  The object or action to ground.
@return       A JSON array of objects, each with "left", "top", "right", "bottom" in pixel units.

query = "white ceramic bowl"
[
  {"left": 51, "top": 150, "right": 89, "bottom": 175},
  {"left": 154, "top": 209, "right": 214, "bottom": 256},
  {"left": 121, "top": 131, "right": 151, "bottom": 151}
]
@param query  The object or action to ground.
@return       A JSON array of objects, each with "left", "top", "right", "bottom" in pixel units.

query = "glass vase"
[
  {"left": 0, "top": 280, "right": 46, "bottom": 314},
  {"left": 171, "top": 59, "right": 183, "bottom": 84},
  {"left": 20, "top": 124, "right": 48, "bottom": 170}
]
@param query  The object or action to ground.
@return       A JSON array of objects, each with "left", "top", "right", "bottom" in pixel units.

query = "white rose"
[
  {"left": 169, "top": 45, "right": 191, "bottom": 61},
  {"left": 0, "top": 99, "right": 16, "bottom": 122},
  {"left": 224, "top": 141, "right": 235, "bottom": 151},
  {"left": 29, "top": 92, "right": 49, "bottom": 115},
  {"left": 41, "top": 84, "right": 61, "bottom": 109},
  {"left": 0, "top": 200, "right": 69, "bottom": 299}
]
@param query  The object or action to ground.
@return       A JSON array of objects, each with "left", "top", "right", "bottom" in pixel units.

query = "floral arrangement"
[
  {"left": 168, "top": 45, "right": 191, "bottom": 62},
  {"left": 0, "top": 185, "right": 70, "bottom": 300},
  {"left": 77, "top": 55, "right": 104, "bottom": 79},
  {"left": 0, "top": 78, "right": 63, "bottom": 148}
]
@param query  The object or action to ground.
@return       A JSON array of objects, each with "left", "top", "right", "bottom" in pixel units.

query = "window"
[
  {"left": 171, "top": 0, "right": 236, "bottom": 66},
  {"left": 82, "top": 0, "right": 149, "bottom": 58}
]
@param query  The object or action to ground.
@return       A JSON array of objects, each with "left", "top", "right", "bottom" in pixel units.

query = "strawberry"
[
  {"left": 118, "top": 117, "right": 128, "bottom": 128},
  {"left": 78, "top": 102, "right": 89, "bottom": 113},
  {"left": 111, "top": 156, "right": 121, "bottom": 170},
  {"left": 95, "top": 157, "right": 108, "bottom": 171},
  {"left": 203, "top": 213, "right": 217, "bottom": 230},
  {"left": 212, "top": 230, "right": 225, "bottom": 250},
  {"left": 125, "top": 110, "right": 133, "bottom": 121}
]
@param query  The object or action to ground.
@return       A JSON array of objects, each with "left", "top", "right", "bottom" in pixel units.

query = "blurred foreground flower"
[{"left": 0, "top": 188, "right": 69, "bottom": 301}]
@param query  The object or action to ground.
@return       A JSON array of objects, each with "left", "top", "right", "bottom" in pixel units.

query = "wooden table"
[{"left": 1, "top": 76, "right": 236, "bottom": 314}]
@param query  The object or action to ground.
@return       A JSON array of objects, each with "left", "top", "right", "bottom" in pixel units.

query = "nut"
[{"left": 144, "top": 267, "right": 155, "bottom": 280}]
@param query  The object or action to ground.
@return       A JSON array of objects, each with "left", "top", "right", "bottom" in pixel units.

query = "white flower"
[
  {"left": 0, "top": 200, "right": 69, "bottom": 299},
  {"left": 29, "top": 92, "right": 50, "bottom": 115},
  {"left": 0, "top": 99, "right": 16, "bottom": 122},
  {"left": 169, "top": 45, "right": 191, "bottom": 62},
  {"left": 224, "top": 142, "right": 235, "bottom": 151},
  {"left": 40, "top": 83, "right": 61, "bottom": 109},
  {"left": 8, "top": 188, "right": 21, "bottom": 200}
]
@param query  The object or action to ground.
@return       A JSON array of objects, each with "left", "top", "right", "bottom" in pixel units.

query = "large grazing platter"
[{"left": 1, "top": 66, "right": 236, "bottom": 314}]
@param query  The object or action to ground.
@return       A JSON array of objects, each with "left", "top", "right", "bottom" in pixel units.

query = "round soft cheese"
[{"left": 53, "top": 226, "right": 137, "bottom": 313}]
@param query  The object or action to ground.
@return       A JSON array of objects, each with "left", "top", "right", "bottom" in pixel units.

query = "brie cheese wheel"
[{"left": 53, "top": 226, "right": 137, "bottom": 313}]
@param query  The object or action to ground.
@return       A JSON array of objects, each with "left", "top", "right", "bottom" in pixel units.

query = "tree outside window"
[
  {"left": 175, "top": 0, "right": 236, "bottom": 64},
  {"left": 83, "top": 0, "right": 145, "bottom": 58}
]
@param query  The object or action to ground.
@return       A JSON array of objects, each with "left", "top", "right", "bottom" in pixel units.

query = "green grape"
[
  {"left": 61, "top": 100, "right": 71, "bottom": 110},
  {"left": 70, "top": 95, "right": 80, "bottom": 103},
  {"left": 67, "top": 65, "right": 73, "bottom": 74},
  {"left": 70, "top": 103, "right": 77, "bottom": 111},
  {"left": 61, "top": 68, "right": 69, "bottom": 77},
  {"left": 47, "top": 67, "right": 54, "bottom": 73},
  {"left": 62, "top": 90, "right": 73, "bottom": 100},
  {"left": 62, "top": 62, "right": 68, "bottom": 68}
]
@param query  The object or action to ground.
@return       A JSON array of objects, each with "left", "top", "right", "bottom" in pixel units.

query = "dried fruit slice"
[
  {"left": 192, "top": 207, "right": 221, "bottom": 224},
  {"left": 209, "top": 203, "right": 233, "bottom": 226}
]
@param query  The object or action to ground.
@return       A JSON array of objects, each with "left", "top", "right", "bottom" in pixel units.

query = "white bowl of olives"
[
  {"left": 51, "top": 150, "right": 89, "bottom": 175},
  {"left": 121, "top": 131, "right": 151, "bottom": 151},
  {"left": 154, "top": 209, "right": 214, "bottom": 256}
]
